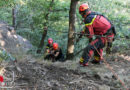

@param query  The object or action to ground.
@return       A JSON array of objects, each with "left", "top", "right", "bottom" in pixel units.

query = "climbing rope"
[
  {"left": 93, "top": 44, "right": 129, "bottom": 90},
  {"left": 42, "top": 28, "right": 130, "bottom": 40}
]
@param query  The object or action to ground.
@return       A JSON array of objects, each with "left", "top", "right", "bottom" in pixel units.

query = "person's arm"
[
  {"left": 54, "top": 51, "right": 59, "bottom": 57},
  {"left": 44, "top": 44, "right": 51, "bottom": 55},
  {"left": 84, "top": 25, "right": 94, "bottom": 38},
  {"left": 76, "top": 30, "right": 85, "bottom": 42},
  {"left": 84, "top": 15, "right": 96, "bottom": 39},
  {"left": 76, "top": 26, "right": 93, "bottom": 43},
  {"left": 53, "top": 49, "right": 61, "bottom": 57},
  {"left": 45, "top": 46, "right": 50, "bottom": 53}
]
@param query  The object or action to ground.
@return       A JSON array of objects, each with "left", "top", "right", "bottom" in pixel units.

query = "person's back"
[{"left": 85, "top": 12, "right": 111, "bottom": 35}]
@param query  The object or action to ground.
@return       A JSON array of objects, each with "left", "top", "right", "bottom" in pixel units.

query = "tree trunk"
[
  {"left": 37, "top": 27, "right": 48, "bottom": 53},
  {"left": 12, "top": 7, "right": 17, "bottom": 30},
  {"left": 66, "top": 0, "right": 79, "bottom": 60},
  {"left": 37, "top": 0, "right": 54, "bottom": 53}
]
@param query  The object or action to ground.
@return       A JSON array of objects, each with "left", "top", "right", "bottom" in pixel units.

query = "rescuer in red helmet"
[
  {"left": 78, "top": 3, "right": 116, "bottom": 66},
  {"left": 51, "top": 43, "right": 64, "bottom": 62},
  {"left": 44, "top": 38, "right": 54, "bottom": 60},
  {"left": 46, "top": 38, "right": 53, "bottom": 53},
  {"left": 44, "top": 40, "right": 64, "bottom": 62}
]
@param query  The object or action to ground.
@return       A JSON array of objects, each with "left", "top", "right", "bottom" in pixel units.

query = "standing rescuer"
[{"left": 78, "top": 3, "right": 116, "bottom": 66}]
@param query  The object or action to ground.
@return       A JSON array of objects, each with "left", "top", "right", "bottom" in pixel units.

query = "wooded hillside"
[{"left": 0, "top": 0, "right": 129, "bottom": 90}]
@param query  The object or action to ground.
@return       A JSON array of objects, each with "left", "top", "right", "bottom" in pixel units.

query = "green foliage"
[
  {"left": 0, "top": 0, "right": 14, "bottom": 7},
  {"left": 0, "top": 8, "right": 12, "bottom": 24},
  {"left": 0, "top": 48, "right": 15, "bottom": 62},
  {"left": 16, "top": 0, "right": 70, "bottom": 54},
  {"left": 16, "top": 28, "right": 41, "bottom": 46}
]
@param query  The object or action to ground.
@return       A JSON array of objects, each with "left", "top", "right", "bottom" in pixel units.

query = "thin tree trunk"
[
  {"left": 66, "top": 0, "right": 79, "bottom": 60},
  {"left": 37, "top": 26, "right": 48, "bottom": 53},
  {"left": 12, "top": 7, "right": 17, "bottom": 30},
  {"left": 37, "top": 0, "right": 54, "bottom": 53}
]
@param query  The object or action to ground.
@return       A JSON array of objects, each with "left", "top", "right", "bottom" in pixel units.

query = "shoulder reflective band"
[
  {"left": 85, "top": 15, "right": 97, "bottom": 26},
  {"left": 82, "top": 29, "right": 85, "bottom": 33},
  {"left": 80, "top": 57, "right": 84, "bottom": 63},
  {"left": 46, "top": 46, "right": 49, "bottom": 49},
  {"left": 94, "top": 56, "right": 100, "bottom": 61}
]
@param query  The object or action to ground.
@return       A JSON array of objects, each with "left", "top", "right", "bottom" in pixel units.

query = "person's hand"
[
  {"left": 78, "top": 31, "right": 85, "bottom": 38},
  {"left": 47, "top": 50, "right": 50, "bottom": 53},
  {"left": 89, "top": 38, "right": 93, "bottom": 43},
  {"left": 50, "top": 50, "right": 54, "bottom": 54}
]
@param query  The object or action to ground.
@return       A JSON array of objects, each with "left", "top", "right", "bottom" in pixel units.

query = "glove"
[
  {"left": 79, "top": 57, "right": 89, "bottom": 66},
  {"left": 83, "top": 62, "right": 89, "bottom": 66},
  {"left": 78, "top": 31, "right": 84, "bottom": 38},
  {"left": 47, "top": 50, "right": 50, "bottom": 53},
  {"left": 76, "top": 31, "right": 84, "bottom": 43},
  {"left": 89, "top": 38, "right": 93, "bottom": 43}
]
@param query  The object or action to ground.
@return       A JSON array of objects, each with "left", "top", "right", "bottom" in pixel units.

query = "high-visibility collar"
[{"left": 85, "top": 15, "right": 97, "bottom": 26}]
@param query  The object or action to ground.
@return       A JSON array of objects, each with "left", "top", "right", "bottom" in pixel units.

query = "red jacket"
[{"left": 83, "top": 12, "right": 112, "bottom": 38}]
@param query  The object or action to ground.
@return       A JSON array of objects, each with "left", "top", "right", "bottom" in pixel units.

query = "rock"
[
  {"left": 93, "top": 73, "right": 101, "bottom": 80},
  {"left": 0, "top": 22, "right": 33, "bottom": 56},
  {"left": 99, "top": 85, "right": 110, "bottom": 90},
  {"left": 112, "top": 75, "right": 117, "bottom": 80}
]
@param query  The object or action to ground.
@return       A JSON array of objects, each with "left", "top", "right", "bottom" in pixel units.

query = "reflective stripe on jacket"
[{"left": 84, "top": 12, "right": 112, "bottom": 38}]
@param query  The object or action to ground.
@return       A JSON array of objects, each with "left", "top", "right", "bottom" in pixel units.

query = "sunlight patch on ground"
[
  {"left": 0, "top": 68, "right": 6, "bottom": 76},
  {"left": 7, "top": 31, "right": 11, "bottom": 37},
  {"left": 0, "top": 40, "right": 5, "bottom": 46},
  {"left": 117, "top": 54, "right": 130, "bottom": 61}
]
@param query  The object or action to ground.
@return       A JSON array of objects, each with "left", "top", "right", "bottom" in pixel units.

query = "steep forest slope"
[{"left": 1, "top": 51, "right": 130, "bottom": 90}]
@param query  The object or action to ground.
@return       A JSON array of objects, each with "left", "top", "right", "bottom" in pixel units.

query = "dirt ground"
[{"left": 0, "top": 50, "right": 129, "bottom": 90}]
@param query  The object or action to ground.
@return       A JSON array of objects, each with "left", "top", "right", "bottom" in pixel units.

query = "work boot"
[
  {"left": 79, "top": 57, "right": 84, "bottom": 65},
  {"left": 79, "top": 62, "right": 89, "bottom": 67},
  {"left": 91, "top": 56, "right": 103, "bottom": 64},
  {"left": 79, "top": 57, "right": 89, "bottom": 66},
  {"left": 91, "top": 59, "right": 103, "bottom": 64},
  {"left": 83, "top": 62, "right": 89, "bottom": 66},
  {"left": 91, "top": 60, "right": 100, "bottom": 64}
]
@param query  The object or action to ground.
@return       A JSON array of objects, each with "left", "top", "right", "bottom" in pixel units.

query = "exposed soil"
[{"left": 1, "top": 50, "right": 129, "bottom": 90}]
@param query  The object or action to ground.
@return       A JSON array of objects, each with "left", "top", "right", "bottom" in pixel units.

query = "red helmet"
[
  {"left": 79, "top": 3, "right": 89, "bottom": 12},
  {"left": 53, "top": 43, "right": 58, "bottom": 50},
  {"left": 79, "top": 3, "right": 90, "bottom": 17},
  {"left": 48, "top": 38, "right": 53, "bottom": 44}
]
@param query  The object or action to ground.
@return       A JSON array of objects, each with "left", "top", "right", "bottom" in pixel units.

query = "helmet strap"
[
  {"left": 85, "top": 9, "right": 91, "bottom": 16},
  {"left": 80, "top": 9, "right": 91, "bottom": 18}
]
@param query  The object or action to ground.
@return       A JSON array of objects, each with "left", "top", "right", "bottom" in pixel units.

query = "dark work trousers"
[{"left": 81, "top": 33, "right": 115, "bottom": 64}]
